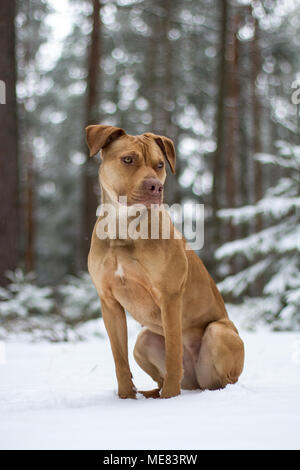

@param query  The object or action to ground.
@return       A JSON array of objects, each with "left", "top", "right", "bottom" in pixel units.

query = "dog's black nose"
[{"left": 143, "top": 178, "right": 163, "bottom": 196}]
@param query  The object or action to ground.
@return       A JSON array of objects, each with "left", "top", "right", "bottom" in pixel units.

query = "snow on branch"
[
  {"left": 218, "top": 259, "right": 270, "bottom": 297},
  {"left": 218, "top": 197, "right": 300, "bottom": 223},
  {"left": 215, "top": 219, "right": 295, "bottom": 260}
]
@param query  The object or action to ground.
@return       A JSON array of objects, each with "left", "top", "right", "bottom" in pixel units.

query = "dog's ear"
[
  {"left": 145, "top": 133, "right": 176, "bottom": 174},
  {"left": 85, "top": 125, "right": 126, "bottom": 157}
]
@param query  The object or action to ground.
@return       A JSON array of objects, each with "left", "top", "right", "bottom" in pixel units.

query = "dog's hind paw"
[{"left": 138, "top": 388, "right": 161, "bottom": 399}]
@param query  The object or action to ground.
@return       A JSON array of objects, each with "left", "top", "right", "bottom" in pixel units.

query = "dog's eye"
[
  {"left": 121, "top": 156, "right": 134, "bottom": 164},
  {"left": 157, "top": 161, "right": 164, "bottom": 169}
]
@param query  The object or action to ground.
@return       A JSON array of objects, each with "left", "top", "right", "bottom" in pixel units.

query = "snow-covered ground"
[{"left": 1, "top": 317, "right": 300, "bottom": 450}]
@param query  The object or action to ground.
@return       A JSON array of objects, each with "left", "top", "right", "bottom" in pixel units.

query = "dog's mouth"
[
  {"left": 114, "top": 194, "right": 163, "bottom": 208},
  {"left": 129, "top": 194, "right": 163, "bottom": 208},
  {"left": 129, "top": 179, "right": 164, "bottom": 208},
  {"left": 142, "top": 195, "right": 163, "bottom": 208}
]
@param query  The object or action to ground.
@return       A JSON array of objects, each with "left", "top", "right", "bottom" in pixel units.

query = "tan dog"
[{"left": 86, "top": 125, "right": 244, "bottom": 399}]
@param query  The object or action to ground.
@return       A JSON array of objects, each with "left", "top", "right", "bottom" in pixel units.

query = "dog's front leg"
[
  {"left": 101, "top": 297, "right": 136, "bottom": 399},
  {"left": 160, "top": 294, "right": 183, "bottom": 398}
]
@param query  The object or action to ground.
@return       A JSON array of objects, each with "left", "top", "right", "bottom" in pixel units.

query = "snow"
[{"left": 1, "top": 318, "right": 300, "bottom": 450}]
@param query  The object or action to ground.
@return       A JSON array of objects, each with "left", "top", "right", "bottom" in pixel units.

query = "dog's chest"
[{"left": 100, "top": 252, "right": 161, "bottom": 327}]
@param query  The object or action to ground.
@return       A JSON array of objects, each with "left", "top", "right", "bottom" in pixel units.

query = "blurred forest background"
[{"left": 1, "top": 0, "right": 300, "bottom": 340}]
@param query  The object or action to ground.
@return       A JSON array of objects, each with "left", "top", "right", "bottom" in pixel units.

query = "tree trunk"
[
  {"left": 22, "top": 0, "right": 36, "bottom": 273},
  {"left": 146, "top": 1, "right": 180, "bottom": 205},
  {"left": 81, "top": 0, "right": 102, "bottom": 269},
  {"left": 211, "top": 0, "right": 228, "bottom": 246},
  {"left": 0, "top": 0, "right": 19, "bottom": 285},
  {"left": 25, "top": 149, "right": 35, "bottom": 272},
  {"left": 251, "top": 13, "right": 263, "bottom": 231},
  {"left": 161, "top": 0, "right": 180, "bottom": 205},
  {"left": 225, "top": 11, "right": 240, "bottom": 242},
  {"left": 251, "top": 10, "right": 263, "bottom": 295}
]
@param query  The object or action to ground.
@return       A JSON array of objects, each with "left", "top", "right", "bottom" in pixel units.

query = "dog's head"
[{"left": 86, "top": 125, "right": 176, "bottom": 207}]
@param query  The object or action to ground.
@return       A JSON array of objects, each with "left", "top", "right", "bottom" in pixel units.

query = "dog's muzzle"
[{"left": 141, "top": 178, "right": 163, "bottom": 206}]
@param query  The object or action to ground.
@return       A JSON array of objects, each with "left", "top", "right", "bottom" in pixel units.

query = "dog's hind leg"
[
  {"left": 195, "top": 319, "right": 244, "bottom": 390},
  {"left": 134, "top": 328, "right": 165, "bottom": 398},
  {"left": 134, "top": 327, "right": 200, "bottom": 396}
]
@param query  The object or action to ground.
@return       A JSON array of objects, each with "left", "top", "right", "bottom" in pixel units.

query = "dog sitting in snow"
[{"left": 86, "top": 125, "right": 244, "bottom": 399}]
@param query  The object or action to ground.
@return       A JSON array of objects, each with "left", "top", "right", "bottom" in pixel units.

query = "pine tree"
[
  {"left": 81, "top": 0, "right": 103, "bottom": 267},
  {"left": 16, "top": 0, "right": 51, "bottom": 273},
  {"left": 216, "top": 142, "right": 300, "bottom": 330},
  {"left": 0, "top": 0, "right": 19, "bottom": 286}
]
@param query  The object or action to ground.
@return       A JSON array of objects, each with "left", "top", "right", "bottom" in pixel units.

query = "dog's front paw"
[
  {"left": 118, "top": 384, "right": 137, "bottom": 399},
  {"left": 160, "top": 383, "right": 181, "bottom": 399},
  {"left": 118, "top": 390, "right": 137, "bottom": 399}
]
